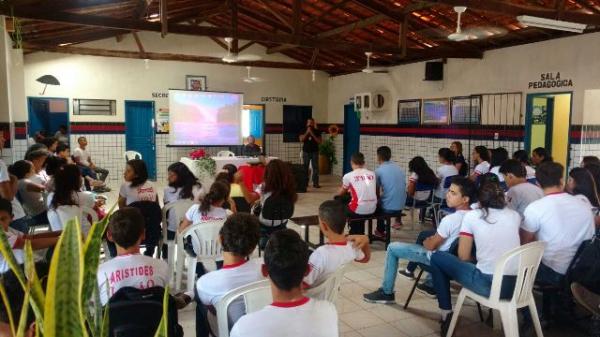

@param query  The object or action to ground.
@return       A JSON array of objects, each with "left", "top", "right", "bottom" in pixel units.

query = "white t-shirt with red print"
[
  {"left": 97, "top": 254, "right": 170, "bottom": 305},
  {"left": 0, "top": 229, "right": 24, "bottom": 273},
  {"left": 185, "top": 204, "right": 232, "bottom": 225},
  {"left": 119, "top": 181, "right": 158, "bottom": 205},
  {"left": 342, "top": 168, "right": 377, "bottom": 215}
]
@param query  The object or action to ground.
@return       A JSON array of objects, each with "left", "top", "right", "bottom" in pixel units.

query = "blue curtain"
[{"left": 249, "top": 109, "right": 264, "bottom": 140}]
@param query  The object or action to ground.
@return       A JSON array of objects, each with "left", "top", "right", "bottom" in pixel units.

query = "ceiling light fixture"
[{"left": 517, "top": 15, "right": 587, "bottom": 33}]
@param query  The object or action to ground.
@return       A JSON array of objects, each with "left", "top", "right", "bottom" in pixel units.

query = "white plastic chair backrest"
[
  {"left": 124, "top": 150, "right": 142, "bottom": 161},
  {"left": 489, "top": 241, "right": 545, "bottom": 306},
  {"left": 216, "top": 280, "right": 272, "bottom": 337},
  {"left": 162, "top": 199, "right": 195, "bottom": 239},
  {"left": 305, "top": 264, "right": 347, "bottom": 302},
  {"left": 217, "top": 151, "right": 235, "bottom": 157},
  {"left": 48, "top": 205, "right": 98, "bottom": 235},
  {"left": 181, "top": 220, "right": 225, "bottom": 258}
]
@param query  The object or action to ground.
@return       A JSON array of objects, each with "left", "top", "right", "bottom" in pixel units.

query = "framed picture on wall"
[
  {"left": 398, "top": 99, "right": 421, "bottom": 124},
  {"left": 185, "top": 75, "right": 207, "bottom": 91},
  {"left": 422, "top": 98, "right": 449, "bottom": 124},
  {"left": 451, "top": 95, "right": 481, "bottom": 124}
]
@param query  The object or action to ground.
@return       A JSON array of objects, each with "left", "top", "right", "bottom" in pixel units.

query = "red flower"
[{"left": 190, "top": 148, "right": 207, "bottom": 160}]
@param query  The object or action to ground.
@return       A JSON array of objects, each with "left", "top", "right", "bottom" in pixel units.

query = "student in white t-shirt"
[
  {"left": 163, "top": 162, "right": 204, "bottom": 243},
  {"left": 98, "top": 207, "right": 170, "bottom": 305},
  {"left": 304, "top": 200, "right": 370, "bottom": 289},
  {"left": 363, "top": 177, "right": 477, "bottom": 304},
  {"left": 118, "top": 159, "right": 158, "bottom": 208},
  {"left": 73, "top": 136, "right": 110, "bottom": 190},
  {"left": 336, "top": 152, "right": 377, "bottom": 234},
  {"left": 406, "top": 156, "right": 438, "bottom": 223},
  {"left": 435, "top": 148, "right": 459, "bottom": 200},
  {"left": 469, "top": 145, "right": 491, "bottom": 182},
  {"left": 47, "top": 164, "right": 96, "bottom": 236},
  {"left": 9, "top": 160, "right": 47, "bottom": 225},
  {"left": 179, "top": 181, "right": 232, "bottom": 233},
  {"left": 489, "top": 147, "right": 509, "bottom": 186},
  {"left": 499, "top": 159, "right": 544, "bottom": 218},
  {"left": 195, "top": 213, "right": 263, "bottom": 337},
  {"left": 429, "top": 181, "right": 521, "bottom": 334},
  {"left": 0, "top": 197, "right": 59, "bottom": 273},
  {"left": 522, "top": 162, "right": 595, "bottom": 286},
  {"left": 230, "top": 229, "right": 338, "bottom": 337},
  {"left": 513, "top": 150, "right": 536, "bottom": 180}
]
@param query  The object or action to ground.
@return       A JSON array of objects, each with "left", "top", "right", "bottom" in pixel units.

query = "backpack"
[
  {"left": 107, "top": 286, "right": 183, "bottom": 337},
  {"left": 259, "top": 193, "right": 294, "bottom": 226},
  {"left": 566, "top": 230, "right": 600, "bottom": 294}
]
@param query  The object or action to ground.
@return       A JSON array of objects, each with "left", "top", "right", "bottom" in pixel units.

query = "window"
[{"left": 73, "top": 99, "right": 116, "bottom": 116}]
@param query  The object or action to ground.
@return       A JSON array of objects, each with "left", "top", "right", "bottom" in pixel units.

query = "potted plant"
[
  {"left": 188, "top": 148, "right": 216, "bottom": 187},
  {"left": 318, "top": 125, "right": 339, "bottom": 174}
]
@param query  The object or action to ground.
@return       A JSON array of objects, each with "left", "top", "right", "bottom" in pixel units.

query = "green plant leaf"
[
  {"left": 153, "top": 287, "right": 170, "bottom": 337},
  {"left": 15, "top": 279, "right": 30, "bottom": 337},
  {"left": 44, "top": 217, "right": 87, "bottom": 337},
  {"left": 0, "top": 281, "right": 16, "bottom": 337},
  {"left": 81, "top": 202, "right": 116, "bottom": 309},
  {"left": 0, "top": 228, "right": 26, "bottom": 288},
  {"left": 23, "top": 241, "right": 45, "bottom": 323}
]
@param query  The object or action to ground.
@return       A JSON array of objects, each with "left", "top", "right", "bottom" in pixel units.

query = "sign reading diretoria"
[{"left": 528, "top": 72, "right": 573, "bottom": 89}]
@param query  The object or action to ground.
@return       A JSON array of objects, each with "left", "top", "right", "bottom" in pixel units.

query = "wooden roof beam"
[
  {"left": 159, "top": 0, "right": 167, "bottom": 37},
  {"left": 134, "top": 0, "right": 152, "bottom": 19},
  {"left": 430, "top": 0, "right": 600, "bottom": 25},
  {"left": 255, "top": 0, "right": 293, "bottom": 32},
  {"left": 302, "top": 0, "right": 352, "bottom": 28},
  {"left": 21, "top": 42, "right": 351, "bottom": 71}
]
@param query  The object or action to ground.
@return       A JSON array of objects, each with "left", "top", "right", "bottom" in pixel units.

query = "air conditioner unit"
[{"left": 354, "top": 91, "right": 391, "bottom": 116}]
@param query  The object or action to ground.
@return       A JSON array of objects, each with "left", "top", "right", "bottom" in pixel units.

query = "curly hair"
[
  {"left": 263, "top": 159, "right": 298, "bottom": 203},
  {"left": 219, "top": 213, "right": 260, "bottom": 256},
  {"left": 167, "top": 162, "right": 201, "bottom": 200}
]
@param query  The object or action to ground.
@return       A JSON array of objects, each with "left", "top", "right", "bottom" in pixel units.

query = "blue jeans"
[
  {"left": 536, "top": 263, "right": 564, "bottom": 286},
  {"left": 10, "top": 217, "right": 31, "bottom": 233},
  {"left": 302, "top": 151, "right": 319, "bottom": 186},
  {"left": 382, "top": 242, "right": 431, "bottom": 294},
  {"left": 430, "top": 251, "right": 516, "bottom": 310}
]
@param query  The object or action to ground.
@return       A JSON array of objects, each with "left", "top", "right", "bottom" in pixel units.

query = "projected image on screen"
[{"left": 169, "top": 90, "right": 243, "bottom": 146}]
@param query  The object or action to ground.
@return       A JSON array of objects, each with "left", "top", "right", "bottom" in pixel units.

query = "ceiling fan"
[
  {"left": 243, "top": 66, "right": 265, "bottom": 83},
  {"left": 222, "top": 37, "right": 262, "bottom": 63},
  {"left": 417, "top": 6, "right": 507, "bottom": 42},
  {"left": 362, "top": 52, "right": 389, "bottom": 74}
]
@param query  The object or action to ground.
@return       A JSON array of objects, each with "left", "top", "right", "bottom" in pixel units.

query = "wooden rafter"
[
  {"left": 293, "top": 0, "right": 302, "bottom": 35},
  {"left": 255, "top": 0, "right": 293, "bottom": 31},
  {"left": 302, "top": 0, "right": 351, "bottom": 28},
  {"left": 159, "top": 0, "right": 167, "bottom": 37},
  {"left": 134, "top": 0, "right": 152, "bottom": 19}
]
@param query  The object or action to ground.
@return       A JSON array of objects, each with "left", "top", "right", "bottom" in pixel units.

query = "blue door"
[
  {"left": 125, "top": 101, "right": 156, "bottom": 180},
  {"left": 27, "top": 97, "right": 69, "bottom": 138},
  {"left": 343, "top": 104, "right": 360, "bottom": 174}
]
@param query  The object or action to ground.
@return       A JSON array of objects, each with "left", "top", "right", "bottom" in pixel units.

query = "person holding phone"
[{"left": 299, "top": 118, "right": 322, "bottom": 188}]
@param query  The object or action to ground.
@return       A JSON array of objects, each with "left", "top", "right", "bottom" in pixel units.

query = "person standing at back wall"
[{"left": 299, "top": 118, "right": 322, "bottom": 188}]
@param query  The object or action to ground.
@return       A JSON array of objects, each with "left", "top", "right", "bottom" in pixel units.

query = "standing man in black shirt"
[{"left": 299, "top": 118, "right": 322, "bottom": 188}]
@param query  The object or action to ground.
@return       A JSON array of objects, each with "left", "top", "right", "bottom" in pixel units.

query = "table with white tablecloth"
[{"left": 211, "top": 156, "right": 277, "bottom": 171}]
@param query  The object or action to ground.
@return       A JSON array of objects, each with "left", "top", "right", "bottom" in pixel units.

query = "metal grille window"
[{"left": 73, "top": 99, "right": 116, "bottom": 116}]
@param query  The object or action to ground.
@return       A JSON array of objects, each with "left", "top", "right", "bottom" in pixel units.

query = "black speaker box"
[
  {"left": 425, "top": 62, "right": 443, "bottom": 81},
  {"left": 289, "top": 163, "right": 308, "bottom": 193}
]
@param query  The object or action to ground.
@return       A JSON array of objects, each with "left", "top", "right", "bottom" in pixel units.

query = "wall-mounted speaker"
[{"left": 425, "top": 62, "right": 443, "bottom": 81}]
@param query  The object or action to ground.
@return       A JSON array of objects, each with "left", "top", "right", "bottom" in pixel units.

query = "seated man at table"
[
  {"left": 336, "top": 152, "right": 377, "bottom": 235},
  {"left": 243, "top": 136, "right": 262, "bottom": 157}
]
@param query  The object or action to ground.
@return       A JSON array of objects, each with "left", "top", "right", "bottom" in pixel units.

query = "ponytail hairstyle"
[
  {"left": 473, "top": 145, "right": 490, "bottom": 163},
  {"left": 51, "top": 164, "right": 82, "bottom": 209},
  {"left": 167, "top": 162, "right": 201, "bottom": 200},
  {"left": 408, "top": 156, "right": 438, "bottom": 187},
  {"left": 477, "top": 181, "right": 506, "bottom": 223},
  {"left": 569, "top": 167, "right": 600, "bottom": 207},
  {"left": 533, "top": 147, "right": 553, "bottom": 163},
  {"left": 199, "top": 181, "right": 230, "bottom": 215}
]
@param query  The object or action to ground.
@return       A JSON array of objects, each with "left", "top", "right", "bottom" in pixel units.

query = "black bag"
[
  {"left": 108, "top": 286, "right": 183, "bottom": 337},
  {"left": 566, "top": 232, "right": 600, "bottom": 293}
]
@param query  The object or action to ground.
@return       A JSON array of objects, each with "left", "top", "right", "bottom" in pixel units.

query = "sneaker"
[
  {"left": 398, "top": 269, "right": 415, "bottom": 280},
  {"left": 372, "top": 230, "right": 386, "bottom": 239},
  {"left": 416, "top": 283, "right": 437, "bottom": 298},
  {"left": 313, "top": 184, "right": 321, "bottom": 188},
  {"left": 440, "top": 312, "right": 454, "bottom": 336},
  {"left": 93, "top": 186, "right": 111, "bottom": 193},
  {"left": 392, "top": 222, "right": 403, "bottom": 230},
  {"left": 363, "top": 288, "right": 395, "bottom": 304}
]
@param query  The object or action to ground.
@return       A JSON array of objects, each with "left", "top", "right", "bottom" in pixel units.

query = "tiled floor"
[{"left": 102, "top": 175, "right": 585, "bottom": 337}]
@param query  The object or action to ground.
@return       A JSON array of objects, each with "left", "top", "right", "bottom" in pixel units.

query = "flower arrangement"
[
  {"left": 189, "top": 148, "right": 216, "bottom": 177},
  {"left": 327, "top": 124, "right": 340, "bottom": 137}
]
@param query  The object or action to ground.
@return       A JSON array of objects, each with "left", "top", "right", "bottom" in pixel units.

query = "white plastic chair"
[
  {"left": 217, "top": 151, "right": 235, "bottom": 157},
  {"left": 213, "top": 280, "right": 272, "bottom": 337},
  {"left": 305, "top": 264, "right": 347, "bottom": 302},
  {"left": 446, "top": 241, "right": 546, "bottom": 337},
  {"left": 158, "top": 199, "right": 195, "bottom": 286},
  {"left": 124, "top": 150, "right": 142, "bottom": 161},
  {"left": 48, "top": 204, "right": 98, "bottom": 237},
  {"left": 176, "top": 220, "right": 225, "bottom": 292}
]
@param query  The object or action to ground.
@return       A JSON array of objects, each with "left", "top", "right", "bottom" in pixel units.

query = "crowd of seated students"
[{"left": 3, "top": 134, "right": 600, "bottom": 337}]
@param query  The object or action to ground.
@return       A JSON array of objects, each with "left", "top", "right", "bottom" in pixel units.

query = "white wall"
[
  {"left": 22, "top": 31, "right": 329, "bottom": 123},
  {"left": 327, "top": 31, "right": 600, "bottom": 125}
]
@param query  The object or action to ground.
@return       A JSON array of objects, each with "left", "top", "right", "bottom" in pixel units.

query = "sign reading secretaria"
[{"left": 528, "top": 72, "right": 573, "bottom": 89}]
